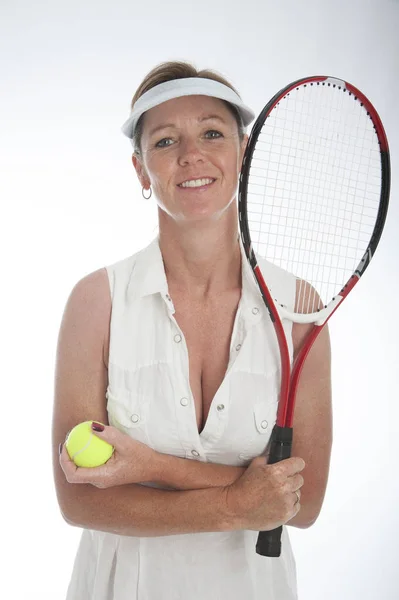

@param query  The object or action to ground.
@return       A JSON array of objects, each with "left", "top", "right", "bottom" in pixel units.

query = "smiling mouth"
[{"left": 177, "top": 178, "right": 216, "bottom": 189}]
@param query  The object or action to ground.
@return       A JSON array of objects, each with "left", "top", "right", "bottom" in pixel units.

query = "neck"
[{"left": 158, "top": 209, "right": 241, "bottom": 299}]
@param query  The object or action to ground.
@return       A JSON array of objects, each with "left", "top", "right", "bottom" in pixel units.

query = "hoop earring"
[{"left": 142, "top": 187, "right": 152, "bottom": 200}]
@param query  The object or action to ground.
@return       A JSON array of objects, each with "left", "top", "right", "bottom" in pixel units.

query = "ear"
[{"left": 132, "top": 154, "right": 151, "bottom": 189}]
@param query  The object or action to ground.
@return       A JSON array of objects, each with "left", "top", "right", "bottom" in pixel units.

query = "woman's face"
[{"left": 132, "top": 95, "right": 248, "bottom": 223}]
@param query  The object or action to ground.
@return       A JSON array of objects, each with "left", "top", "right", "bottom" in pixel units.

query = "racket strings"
[{"left": 247, "top": 84, "right": 381, "bottom": 313}]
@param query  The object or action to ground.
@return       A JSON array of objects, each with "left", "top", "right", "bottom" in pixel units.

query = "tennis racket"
[{"left": 237, "top": 76, "right": 390, "bottom": 557}]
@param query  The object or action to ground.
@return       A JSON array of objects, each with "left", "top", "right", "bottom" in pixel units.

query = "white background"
[{"left": 2, "top": 0, "right": 398, "bottom": 598}]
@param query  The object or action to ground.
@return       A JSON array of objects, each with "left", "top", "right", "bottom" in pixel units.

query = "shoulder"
[
  {"left": 68, "top": 267, "right": 111, "bottom": 313},
  {"left": 257, "top": 256, "right": 292, "bottom": 279},
  {"left": 104, "top": 243, "right": 154, "bottom": 295},
  {"left": 256, "top": 255, "right": 297, "bottom": 308},
  {"left": 62, "top": 268, "right": 112, "bottom": 367}
]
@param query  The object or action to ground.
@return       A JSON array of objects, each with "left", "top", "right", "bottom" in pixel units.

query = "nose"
[{"left": 177, "top": 136, "right": 205, "bottom": 167}]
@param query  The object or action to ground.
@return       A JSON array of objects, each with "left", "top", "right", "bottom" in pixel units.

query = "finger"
[
  {"left": 293, "top": 490, "right": 301, "bottom": 506},
  {"left": 59, "top": 442, "right": 75, "bottom": 467},
  {"left": 59, "top": 444, "right": 79, "bottom": 478},
  {"left": 89, "top": 422, "right": 122, "bottom": 450},
  {"left": 60, "top": 442, "right": 108, "bottom": 481},
  {"left": 283, "top": 457, "right": 306, "bottom": 475},
  {"left": 288, "top": 473, "right": 304, "bottom": 491},
  {"left": 249, "top": 456, "right": 269, "bottom": 468},
  {"left": 72, "top": 462, "right": 111, "bottom": 484}
]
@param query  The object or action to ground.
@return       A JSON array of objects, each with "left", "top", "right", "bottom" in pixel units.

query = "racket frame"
[{"left": 238, "top": 75, "right": 390, "bottom": 557}]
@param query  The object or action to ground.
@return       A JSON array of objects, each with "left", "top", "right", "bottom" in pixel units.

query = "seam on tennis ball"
[{"left": 71, "top": 432, "right": 94, "bottom": 460}]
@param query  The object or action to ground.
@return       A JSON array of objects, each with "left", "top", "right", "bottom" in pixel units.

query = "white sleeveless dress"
[{"left": 66, "top": 236, "right": 298, "bottom": 600}]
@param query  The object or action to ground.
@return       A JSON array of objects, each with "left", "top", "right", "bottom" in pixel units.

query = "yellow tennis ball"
[{"left": 65, "top": 421, "right": 114, "bottom": 468}]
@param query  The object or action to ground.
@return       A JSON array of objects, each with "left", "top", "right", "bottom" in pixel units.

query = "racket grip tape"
[{"left": 256, "top": 425, "right": 293, "bottom": 557}]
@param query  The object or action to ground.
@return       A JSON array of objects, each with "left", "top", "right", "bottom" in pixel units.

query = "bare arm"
[
  {"left": 287, "top": 321, "right": 333, "bottom": 529},
  {"left": 52, "top": 269, "right": 233, "bottom": 536},
  {"left": 152, "top": 452, "right": 245, "bottom": 490}
]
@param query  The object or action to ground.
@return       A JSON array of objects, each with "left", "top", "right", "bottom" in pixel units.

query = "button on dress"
[{"left": 66, "top": 236, "right": 298, "bottom": 600}]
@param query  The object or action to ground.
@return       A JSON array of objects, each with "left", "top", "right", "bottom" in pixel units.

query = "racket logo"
[{"left": 355, "top": 248, "right": 372, "bottom": 276}]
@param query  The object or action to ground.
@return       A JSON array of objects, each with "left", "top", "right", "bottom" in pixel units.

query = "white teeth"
[{"left": 180, "top": 178, "right": 214, "bottom": 188}]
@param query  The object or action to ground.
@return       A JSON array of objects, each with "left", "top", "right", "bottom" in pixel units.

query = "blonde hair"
[{"left": 130, "top": 60, "right": 245, "bottom": 155}]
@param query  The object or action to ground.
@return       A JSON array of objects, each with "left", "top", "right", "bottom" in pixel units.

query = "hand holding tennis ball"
[
  {"left": 65, "top": 421, "right": 114, "bottom": 467},
  {"left": 60, "top": 421, "right": 158, "bottom": 489}
]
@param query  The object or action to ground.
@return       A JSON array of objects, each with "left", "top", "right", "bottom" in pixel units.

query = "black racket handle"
[{"left": 256, "top": 425, "right": 293, "bottom": 557}]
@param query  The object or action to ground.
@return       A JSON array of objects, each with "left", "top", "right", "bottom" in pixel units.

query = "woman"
[{"left": 53, "top": 61, "right": 332, "bottom": 600}]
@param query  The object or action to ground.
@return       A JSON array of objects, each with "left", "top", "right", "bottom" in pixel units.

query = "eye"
[
  {"left": 204, "top": 130, "right": 223, "bottom": 139},
  {"left": 155, "top": 137, "right": 174, "bottom": 148}
]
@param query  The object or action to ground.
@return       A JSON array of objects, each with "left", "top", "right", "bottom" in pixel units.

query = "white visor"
[{"left": 121, "top": 77, "right": 255, "bottom": 142}]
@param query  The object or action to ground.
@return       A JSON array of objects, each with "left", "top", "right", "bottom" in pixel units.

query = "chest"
[
  {"left": 105, "top": 285, "right": 292, "bottom": 465},
  {"left": 171, "top": 290, "right": 241, "bottom": 433}
]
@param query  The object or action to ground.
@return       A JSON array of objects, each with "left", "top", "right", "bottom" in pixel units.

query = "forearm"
[
  {"left": 147, "top": 453, "right": 319, "bottom": 528},
  {"left": 152, "top": 452, "right": 246, "bottom": 491},
  {"left": 148, "top": 454, "right": 316, "bottom": 527},
  {"left": 59, "top": 480, "right": 234, "bottom": 537}
]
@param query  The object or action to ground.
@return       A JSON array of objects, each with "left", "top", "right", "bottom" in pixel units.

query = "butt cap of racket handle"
[{"left": 256, "top": 526, "right": 283, "bottom": 557}]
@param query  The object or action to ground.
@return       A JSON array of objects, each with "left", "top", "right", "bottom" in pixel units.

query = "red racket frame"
[{"left": 238, "top": 75, "right": 390, "bottom": 557}]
